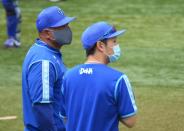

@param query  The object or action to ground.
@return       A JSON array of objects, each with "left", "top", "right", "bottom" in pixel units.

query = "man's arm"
[
  {"left": 28, "top": 60, "right": 57, "bottom": 130},
  {"left": 120, "top": 115, "right": 137, "bottom": 128},
  {"left": 33, "top": 103, "right": 57, "bottom": 130},
  {"left": 115, "top": 74, "right": 138, "bottom": 128}
]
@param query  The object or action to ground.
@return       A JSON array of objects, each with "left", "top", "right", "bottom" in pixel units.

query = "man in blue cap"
[
  {"left": 61, "top": 22, "right": 137, "bottom": 131},
  {"left": 1, "top": 0, "right": 21, "bottom": 47},
  {"left": 22, "top": 6, "right": 75, "bottom": 131}
]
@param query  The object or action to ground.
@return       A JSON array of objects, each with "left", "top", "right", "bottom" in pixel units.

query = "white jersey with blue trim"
[
  {"left": 62, "top": 63, "right": 138, "bottom": 131},
  {"left": 22, "top": 39, "right": 66, "bottom": 130}
]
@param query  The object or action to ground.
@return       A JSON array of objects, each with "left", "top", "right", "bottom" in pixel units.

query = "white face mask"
[{"left": 106, "top": 44, "right": 121, "bottom": 63}]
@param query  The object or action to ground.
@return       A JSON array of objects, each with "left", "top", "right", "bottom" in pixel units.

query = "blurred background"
[{"left": 0, "top": 0, "right": 184, "bottom": 130}]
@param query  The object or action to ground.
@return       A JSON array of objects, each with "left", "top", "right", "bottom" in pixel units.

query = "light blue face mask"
[{"left": 107, "top": 44, "right": 121, "bottom": 63}]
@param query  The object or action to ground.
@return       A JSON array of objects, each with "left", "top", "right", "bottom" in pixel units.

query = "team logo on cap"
[{"left": 58, "top": 8, "right": 64, "bottom": 15}]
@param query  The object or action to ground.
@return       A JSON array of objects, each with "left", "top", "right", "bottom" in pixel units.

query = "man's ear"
[
  {"left": 41, "top": 29, "right": 54, "bottom": 40},
  {"left": 96, "top": 41, "right": 106, "bottom": 52}
]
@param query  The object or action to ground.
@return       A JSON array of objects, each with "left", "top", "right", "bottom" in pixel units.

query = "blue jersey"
[
  {"left": 22, "top": 39, "right": 66, "bottom": 131},
  {"left": 62, "top": 64, "right": 137, "bottom": 131}
]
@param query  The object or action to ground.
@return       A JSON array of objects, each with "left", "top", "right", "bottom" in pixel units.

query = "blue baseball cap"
[
  {"left": 81, "top": 21, "right": 126, "bottom": 50},
  {"left": 36, "top": 6, "right": 76, "bottom": 32}
]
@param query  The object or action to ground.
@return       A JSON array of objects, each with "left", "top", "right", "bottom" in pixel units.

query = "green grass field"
[{"left": 0, "top": 0, "right": 184, "bottom": 130}]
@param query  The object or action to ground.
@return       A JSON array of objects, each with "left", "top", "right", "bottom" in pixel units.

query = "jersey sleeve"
[
  {"left": 115, "top": 74, "right": 138, "bottom": 118},
  {"left": 27, "top": 60, "right": 57, "bottom": 104}
]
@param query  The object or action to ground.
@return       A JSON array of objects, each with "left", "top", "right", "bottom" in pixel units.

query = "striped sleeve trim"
[
  {"left": 121, "top": 111, "right": 137, "bottom": 118},
  {"left": 122, "top": 74, "right": 138, "bottom": 112},
  {"left": 114, "top": 75, "right": 124, "bottom": 101},
  {"left": 28, "top": 60, "right": 58, "bottom": 82},
  {"left": 59, "top": 112, "right": 67, "bottom": 119},
  {"left": 41, "top": 60, "right": 50, "bottom": 103},
  {"left": 114, "top": 74, "right": 138, "bottom": 113}
]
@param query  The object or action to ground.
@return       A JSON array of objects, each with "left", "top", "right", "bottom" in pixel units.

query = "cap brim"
[
  {"left": 104, "top": 29, "right": 126, "bottom": 39},
  {"left": 51, "top": 16, "right": 76, "bottom": 28}
]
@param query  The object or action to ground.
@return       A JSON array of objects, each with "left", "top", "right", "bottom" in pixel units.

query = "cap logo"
[
  {"left": 103, "top": 26, "right": 116, "bottom": 37},
  {"left": 58, "top": 8, "right": 64, "bottom": 15}
]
